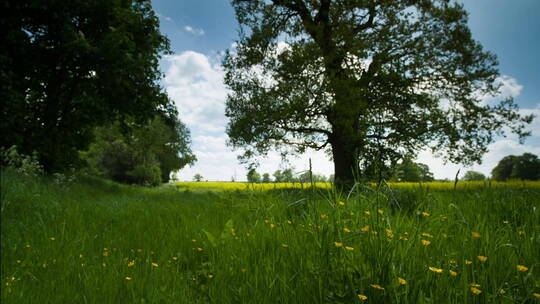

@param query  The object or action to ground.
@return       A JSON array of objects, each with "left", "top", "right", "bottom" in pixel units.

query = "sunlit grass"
[{"left": 2, "top": 170, "right": 539, "bottom": 303}]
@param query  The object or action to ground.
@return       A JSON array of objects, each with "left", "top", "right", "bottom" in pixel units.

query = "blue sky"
[{"left": 153, "top": 0, "right": 540, "bottom": 181}]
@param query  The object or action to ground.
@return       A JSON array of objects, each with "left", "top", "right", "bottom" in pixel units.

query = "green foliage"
[
  {"left": 262, "top": 173, "right": 272, "bottom": 183},
  {"left": 81, "top": 116, "right": 195, "bottom": 186},
  {"left": 1, "top": 0, "right": 172, "bottom": 172},
  {"left": 224, "top": 0, "right": 533, "bottom": 186},
  {"left": 394, "top": 158, "right": 434, "bottom": 182},
  {"left": 462, "top": 170, "right": 486, "bottom": 181},
  {"left": 247, "top": 168, "right": 261, "bottom": 183},
  {"left": 193, "top": 174, "right": 204, "bottom": 182},
  {"left": 492, "top": 153, "right": 540, "bottom": 181},
  {"left": 0, "top": 145, "right": 43, "bottom": 176}
]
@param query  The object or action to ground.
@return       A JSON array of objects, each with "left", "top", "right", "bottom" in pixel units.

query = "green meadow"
[{"left": 1, "top": 170, "right": 539, "bottom": 303}]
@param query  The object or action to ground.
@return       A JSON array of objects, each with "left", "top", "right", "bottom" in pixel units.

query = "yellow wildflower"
[
  {"left": 25, "top": 244, "right": 31, "bottom": 248},
  {"left": 372, "top": 231, "right": 378, "bottom": 236},
  {"left": 320, "top": 214, "right": 328, "bottom": 219},
  {"left": 102, "top": 263, "right": 106, "bottom": 267},
  {"left": 533, "top": 293, "right": 540, "bottom": 299},
  {"left": 449, "top": 270, "right": 457, "bottom": 276},
  {"left": 127, "top": 261, "right": 135, "bottom": 267},
  {"left": 469, "top": 283, "right": 481, "bottom": 288},
  {"left": 125, "top": 277, "right": 132, "bottom": 281},
  {"left": 102, "top": 251, "right": 109, "bottom": 257},
  {"left": 465, "top": 260, "right": 473, "bottom": 265},
  {"left": 421, "top": 239, "right": 431, "bottom": 246},
  {"left": 364, "top": 210, "right": 371, "bottom": 216},
  {"left": 440, "top": 216, "right": 448, "bottom": 221},
  {"left": 470, "top": 287, "right": 482, "bottom": 295},
  {"left": 287, "top": 220, "right": 292, "bottom": 224},
  {"left": 207, "top": 274, "right": 214, "bottom": 279},
  {"left": 172, "top": 256, "right": 178, "bottom": 261},
  {"left": 398, "top": 277, "right": 407, "bottom": 285},
  {"left": 499, "top": 289, "right": 506, "bottom": 295},
  {"left": 345, "top": 246, "right": 354, "bottom": 251},
  {"left": 378, "top": 209, "right": 384, "bottom": 215},
  {"left": 471, "top": 232, "right": 481, "bottom": 238},
  {"left": 477, "top": 256, "right": 487, "bottom": 262},
  {"left": 281, "top": 244, "right": 289, "bottom": 248},
  {"left": 151, "top": 263, "right": 158, "bottom": 267},
  {"left": 49, "top": 237, "right": 55, "bottom": 241},
  {"left": 334, "top": 242, "right": 343, "bottom": 247},
  {"left": 422, "top": 212, "right": 430, "bottom": 217},
  {"left": 79, "top": 254, "right": 83, "bottom": 259},
  {"left": 361, "top": 225, "right": 370, "bottom": 232},
  {"left": 518, "top": 231, "right": 525, "bottom": 236},
  {"left": 370, "top": 284, "right": 385, "bottom": 290},
  {"left": 343, "top": 228, "right": 351, "bottom": 233},
  {"left": 429, "top": 267, "right": 443, "bottom": 273},
  {"left": 421, "top": 232, "right": 433, "bottom": 238},
  {"left": 338, "top": 201, "right": 346, "bottom": 206},
  {"left": 270, "top": 223, "right": 276, "bottom": 229},
  {"left": 358, "top": 294, "right": 367, "bottom": 301},
  {"left": 196, "top": 247, "right": 203, "bottom": 251},
  {"left": 517, "top": 265, "right": 528, "bottom": 272}
]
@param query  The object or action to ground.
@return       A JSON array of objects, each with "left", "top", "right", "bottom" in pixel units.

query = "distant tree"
[
  {"left": 1, "top": 0, "right": 172, "bottom": 172},
  {"left": 492, "top": 153, "right": 540, "bottom": 181},
  {"left": 262, "top": 173, "right": 271, "bottom": 183},
  {"left": 394, "top": 158, "right": 434, "bottom": 182},
  {"left": 462, "top": 170, "right": 486, "bottom": 181},
  {"left": 81, "top": 115, "right": 195, "bottom": 185},
  {"left": 247, "top": 168, "right": 262, "bottom": 183},
  {"left": 281, "top": 168, "right": 295, "bottom": 182},
  {"left": 273, "top": 170, "right": 284, "bottom": 183},
  {"left": 298, "top": 171, "right": 328, "bottom": 183},
  {"left": 224, "top": 0, "right": 533, "bottom": 189},
  {"left": 193, "top": 174, "right": 204, "bottom": 182}
]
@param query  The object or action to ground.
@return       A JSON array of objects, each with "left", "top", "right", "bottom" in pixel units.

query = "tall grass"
[{"left": 2, "top": 170, "right": 539, "bottom": 303}]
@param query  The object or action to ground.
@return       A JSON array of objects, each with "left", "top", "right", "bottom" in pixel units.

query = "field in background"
[
  {"left": 175, "top": 180, "right": 540, "bottom": 192},
  {"left": 2, "top": 171, "right": 540, "bottom": 303}
]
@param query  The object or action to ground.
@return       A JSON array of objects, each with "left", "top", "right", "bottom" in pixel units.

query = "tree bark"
[{"left": 329, "top": 129, "right": 359, "bottom": 191}]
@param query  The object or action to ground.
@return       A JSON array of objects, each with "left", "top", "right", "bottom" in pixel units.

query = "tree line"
[{"left": 1, "top": 0, "right": 195, "bottom": 185}]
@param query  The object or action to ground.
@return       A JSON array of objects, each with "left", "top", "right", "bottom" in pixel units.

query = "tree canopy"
[
  {"left": 1, "top": 0, "right": 173, "bottom": 172},
  {"left": 224, "top": 0, "right": 533, "bottom": 188},
  {"left": 393, "top": 158, "right": 434, "bottom": 182},
  {"left": 462, "top": 170, "right": 486, "bottom": 181},
  {"left": 491, "top": 153, "right": 540, "bottom": 181}
]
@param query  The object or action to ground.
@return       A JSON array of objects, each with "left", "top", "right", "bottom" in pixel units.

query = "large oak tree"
[
  {"left": 1, "top": 0, "right": 172, "bottom": 172},
  {"left": 223, "top": 0, "right": 533, "bottom": 188}
]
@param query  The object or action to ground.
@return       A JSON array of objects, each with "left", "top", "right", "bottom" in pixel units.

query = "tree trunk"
[{"left": 330, "top": 132, "right": 359, "bottom": 191}]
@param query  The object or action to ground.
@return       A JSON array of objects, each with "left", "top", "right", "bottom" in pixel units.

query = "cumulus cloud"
[{"left": 183, "top": 25, "right": 205, "bottom": 36}]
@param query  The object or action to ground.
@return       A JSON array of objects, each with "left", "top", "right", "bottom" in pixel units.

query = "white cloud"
[
  {"left": 183, "top": 25, "right": 205, "bottom": 36},
  {"left": 479, "top": 75, "right": 523, "bottom": 105}
]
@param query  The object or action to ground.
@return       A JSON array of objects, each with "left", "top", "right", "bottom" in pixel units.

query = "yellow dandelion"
[
  {"left": 281, "top": 244, "right": 289, "bottom": 248},
  {"left": 287, "top": 220, "right": 292, "bottom": 224},
  {"left": 421, "top": 239, "right": 431, "bottom": 246},
  {"left": 345, "top": 246, "right": 354, "bottom": 251},
  {"left": 517, "top": 265, "right": 528, "bottom": 272},
  {"left": 102, "top": 263, "right": 106, "bottom": 267},
  {"left": 196, "top": 247, "right": 203, "bottom": 251},
  {"left": 470, "top": 287, "right": 482, "bottom": 295},
  {"left": 127, "top": 261, "right": 135, "bottom": 267},
  {"left": 499, "top": 289, "right": 506, "bottom": 295},
  {"left": 440, "top": 216, "right": 448, "bottom": 221},
  {"left": 207, "top": 274, "right": 214, "bottom": 279},
  {"left": 334, "top": 242, "right": 343, "bottom": 247},
  {"left": 422, "top": 212, "right": 430, "bottom": 217},
  {"left": 125, "top": 276, "right": 132, "bottom": 281},
  {"left": 465, "top": 259, "right": 473, "bottom": 265},
  {"left": 477, "top": 256, "right": 487, "bottom": 262},
  {"left": 172, "top": 256, "right": 178, "bottom": 261},
  {"left": 338, "top": 201, "right": 346, "bottom": 206},
  {"left": 102, "top": 251, "right": 109, "bottom": 257},
  {"left": 428, "top": 267, "right": 443, "bottom": 273},
  {"left": 371, "top": 231, "right": 379, "bottom": 236},
  {"left": 343, "top": 228, "right": 351, "bottom": 233},
  {"left": 421, "top": 232, "right": 433, "bottom": 238},
  {"left": 378, "top": 209, "right": 384, "bottom": 215},
  {"left": 503, "top": 220, "right": 509, "bottom": 224},
  {"left": 16, "top": 260, "right": 21, "bottom": 264},
  {"left": 533, "top": 293, "right": 540, "bottom": 299},
  {"left": 364, "top": 210, "right": 371, "bottom": 216},
  {"left": 49, "top": 237, "right": 55, "bottom": 241},
  {"left": 469, "top": 283, "right": 481, "bottom": 288},
  {"left": 25, "top": 244, "right": 31, "bottom": 248},
  {"left": 264, "top": 219, "right": 270, "bottom": 224},
  {"left": 449, "top": 270, "right": 457, "bottom": 276},
  {"left": 151, "top": 263, "right": 158, "bottom": 267},
  {"left": 320, "top": 214, "right": 328, "bottom": 219},
  {"left": 518, "top": 230, "right": 525, "bottom": 235},
  {"left": 270, "top": 223, "right": 276, "bottom": 229},
  {"left": 361, "top": 225, "right": 370, "bottom": 232},
  {"left": 370, "top": 284, "right": 385, "bottom": 290},
  {"left": 349, "top": 212, "right": 355, "bottom": 216},
  {"left": 398, "top": 277, "right": 407, "bottom": 285},
  {"left": 358, "top": 294, "right": 368, "bottom": 301},
  {"left": 471, "top": 232, "right": 481, "bottom": 238}
]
